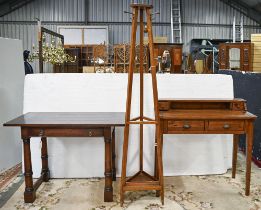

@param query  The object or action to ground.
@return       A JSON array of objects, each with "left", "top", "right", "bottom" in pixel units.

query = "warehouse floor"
[{"left": 1, "top": 153, "right": 261, "bottom": 210}]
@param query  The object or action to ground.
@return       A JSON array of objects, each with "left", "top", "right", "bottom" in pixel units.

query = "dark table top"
[{"left": 4, "top": 112, "right": 125, "bottom": 128}]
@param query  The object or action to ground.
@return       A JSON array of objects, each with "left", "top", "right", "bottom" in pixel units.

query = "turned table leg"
[
  {"left": 232, "top": 134, "right": 239, "bottom": 178},
  {"left": 41, "top": 137, "right": 50, "bottom": 182},
  {"left": 104, "top": 127, "right": 113, "bottom": 202},
  {"left": 112, "top": 127, "right": 116, "bottom": 181},
  {"left": 23, "top": 138, "right": 36, "bottom": 203},
  {"left": 245, "top": 121, "right": 254, "bottom": 196}
]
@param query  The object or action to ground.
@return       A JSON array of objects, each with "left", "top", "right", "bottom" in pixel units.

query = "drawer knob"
[
  {"left": 88, "top": 131, "right": 93, "bottom": 137},
  {"left": 183, "top": 124, "right": 191, "bottom": 129},
  {"left": 223, "top": 124, "right": 230, "bottom": 129},
  {"left": 39, "top": 129, "right": 44, "bottom": 136}
]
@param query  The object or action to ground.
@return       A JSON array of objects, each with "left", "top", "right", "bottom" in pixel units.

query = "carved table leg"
[
  {"left": 104, "top": 127, "right": 113, "bottom": 202},
  {"left": 112, "top": 127, "right": 116, "bottom": 181},
  {"left": 41, "top": 137, "right": 50, "bottom": 182},
  {"left": 232, "top": 134, "right": 239, "bottom": 178},
  {"left": 23, "top": 138, "right": 36, "bottom": 203},
  {"left": 245, "top": 121, "right": 254, "bottom": 196}
]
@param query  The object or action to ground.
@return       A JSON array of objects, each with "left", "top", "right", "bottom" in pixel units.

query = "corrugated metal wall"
[{"left": 0, "top": 0, "right": 261, "bottom": 70}]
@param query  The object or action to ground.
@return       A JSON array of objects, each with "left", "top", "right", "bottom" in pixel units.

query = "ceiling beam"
[
  {"left": 0, "top": 0, "right": 35, "bottom": 17},
  {"left": 220, "top": 0, "right": 261, "bottom": 25}
]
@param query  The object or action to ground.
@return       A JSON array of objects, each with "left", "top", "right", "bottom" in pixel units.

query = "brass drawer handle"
[
  {"left": 223, "top": 124, "right": 230, "bottom": 129},
  {"left": 39, "top": 129, "right": 44, "bottom": 136},
  {"left": 88, "top": 131, "right": 93, "bottom": 137},
  {"left": 183, "top": 124, "right": 191, "bottom": 129}
]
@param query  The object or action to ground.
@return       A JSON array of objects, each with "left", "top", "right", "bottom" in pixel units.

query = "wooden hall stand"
[
  {"left": 157, "top": 99, "right": 257, "bottom": 196},
  {"left": 4, "top": 112, "right": 125, "bottom": 203},
  {"left": 120, "top": 4, "right": 164, "bottom": 206}
]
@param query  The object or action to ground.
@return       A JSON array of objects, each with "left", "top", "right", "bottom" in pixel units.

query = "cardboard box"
[
  {"left": 144, "top": 36, "right": 168, "bottom": 44},
  {"left": 251, "top": 34, "right": 261, "bottom": 42},
  {"left": 252, "top": 63, "right": 261, "bottom": 69},
  {"left": 83, "top": 66, "right": 95, "bottom": 73}
]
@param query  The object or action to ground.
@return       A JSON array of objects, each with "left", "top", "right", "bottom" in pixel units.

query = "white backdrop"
[
  {"left": 0, "top": 37, "right": 24, "bottom": 173},
  {"left": 23, "top": 74, "right": 234, "bottom": 178}
]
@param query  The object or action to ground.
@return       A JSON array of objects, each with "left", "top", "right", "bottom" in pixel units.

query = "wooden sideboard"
[
  {"left": 219, "top": 42, "right": 253, "bottom": 71},
  {"left": 157, "top": 98, "right": 256, "bottom": 196},
  {"left": 153, "top": 43, "right": 183, "bottom": 73}
]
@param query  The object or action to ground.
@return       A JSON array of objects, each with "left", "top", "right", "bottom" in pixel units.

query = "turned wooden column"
[
  {"left": 111, "top": 127, "right": 116, "bottom": 181},
  {"left": 22, "top": 137, "right": 36, "bottom": 203},
  {"left": 104, "top": 127, "right": 113, "bottom": 202},
  {"left": 41, "top": 137, "right": 50, "bottom": 182}
]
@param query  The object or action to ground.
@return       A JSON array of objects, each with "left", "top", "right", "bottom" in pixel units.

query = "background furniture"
[
  {"left": 0, "top": 38, "right": 24, "bottom": 173},
  {"left": 64, "top": 45, "right": 99, "bottom": 72},
  {"left": 218, "top": 70, "right": 261, "bottom": 167},
  {"left": 114, "top": 44, "right": 130, "bottom": 73},
  {"left": 23, "top": 74, "right": 234, "bottom": 178},
  {"left": 4, "top": 112, "right": 125, "bottom": 203},
  {"left": 158, "top": 99, "right": 256, "bottom": 195},
  {"left": 153, "top": 43, "right": 183, "bottom": 73},
  {"left": 219, "top": 42, "right": 253, "bottom": 71},
  {"left": 114, "top": 44, "right": 149, "bottom": 73},
  {"left": 93, "top": 44, "right": 108, "bottom": 72}
]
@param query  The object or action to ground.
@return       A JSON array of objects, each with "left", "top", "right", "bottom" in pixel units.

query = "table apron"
[
  {"left": 21, "top": 127, "right": 105, "bottom": 138},
  {"left": 163, "top": 130, "right": 245, "bottom": 134}
]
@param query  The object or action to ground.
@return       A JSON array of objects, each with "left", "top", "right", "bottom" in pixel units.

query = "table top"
[
  {"left": 160, "top": 110, "right": 257, "bottom": 120},
  {"left": 4, "top": 112, "right": 125, "bottom": 127},
  {"left": 158, "top": 98, "right": 245, "bottom": 102}
]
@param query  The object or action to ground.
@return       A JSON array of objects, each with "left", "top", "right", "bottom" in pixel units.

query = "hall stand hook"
[{"left": 120, "top": 3, "right": 164, "bottom": 207}]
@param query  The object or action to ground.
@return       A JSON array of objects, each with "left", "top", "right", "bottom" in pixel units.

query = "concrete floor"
[{"left": 1, "top": 153, "right": 261, "bottom": 210}]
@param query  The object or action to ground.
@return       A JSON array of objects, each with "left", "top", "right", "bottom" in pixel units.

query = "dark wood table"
[
  {"left": 157, "top": 98, "right": 257, "bottom": 196},
  {"left": 4, "top": 112, "right": 125, "bottom": 203}
]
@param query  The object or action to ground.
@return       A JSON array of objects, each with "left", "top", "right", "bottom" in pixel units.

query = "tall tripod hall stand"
[{"left": 120, "top": 4, "right": 164, "bottom": 206}]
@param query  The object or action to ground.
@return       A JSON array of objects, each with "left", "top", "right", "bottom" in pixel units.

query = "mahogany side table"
[{"left": 4, "top": 112, "right": 125, "bottom": 203}]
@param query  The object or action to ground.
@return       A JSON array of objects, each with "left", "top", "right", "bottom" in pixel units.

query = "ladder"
[
  {"left": 233, "top": 15, "right": 244, "bottom": 43},
  {"left": 171, "top": 0, "right": 182, "bottom": 43}
]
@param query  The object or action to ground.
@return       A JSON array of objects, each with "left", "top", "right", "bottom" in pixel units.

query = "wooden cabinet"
[
  {"left": 114, "top": 44, "right": 149, "bottom": 73},
  {"left": 153, "top": 43, "right": 183, "bottom": 73},
  {"left": 219, "top": 43, "right": 253, "bottom": 71},
  {"left": 64, "top": 45, "right": 101, "bottom": 72}
]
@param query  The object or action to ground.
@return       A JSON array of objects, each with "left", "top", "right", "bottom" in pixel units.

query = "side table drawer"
[
  {"left": 168, "top": 120, "right": 205, "bottom": 131},
  {"left": 208, "top": 120, "right": 244, "bottom": 131},
  {"left": 26, "top": 128, "right": 104, "bottom": 137}
]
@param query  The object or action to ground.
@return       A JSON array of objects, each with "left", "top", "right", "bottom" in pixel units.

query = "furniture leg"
[
  {"left": 245, "top": 121, "right": 254, "bottom": 196},
  {"left": 104, "top": 127, "right": 113, "bottom": 202},
  {"left": 120, "top": 124, "right": 130, "bottom": 206},
  {"left": 157, "top": 126, "right": 164, "bottom": 205},
  {"left": 154, "top": 130, "right": 159, "bottom": 197},
  {"left": 41, "top": 137, "right": 50, "bottom": 182},
  {"left": 154, "top": 131, "right": 158, "bottom": 180},
  {"left": 23, "top": 138, "right": 36, "bottom": 203},
  {"left": 232, "top": 134, "right": 239, "bottom": 178},
  {"left": 112, "top": 127, "right": 116, "bottom": 181},
  {"left": 120, "top": 6, "right": 138, "bottom": 206}
]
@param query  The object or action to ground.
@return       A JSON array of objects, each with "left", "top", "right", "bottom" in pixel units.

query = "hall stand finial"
[{"left": 120, "top": 3, "right": 164, "bottom": 207}]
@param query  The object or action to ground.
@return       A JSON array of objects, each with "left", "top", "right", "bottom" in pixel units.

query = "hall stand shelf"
[{"left": 120, "top": 4, "right": 164, "bottom": 206}]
